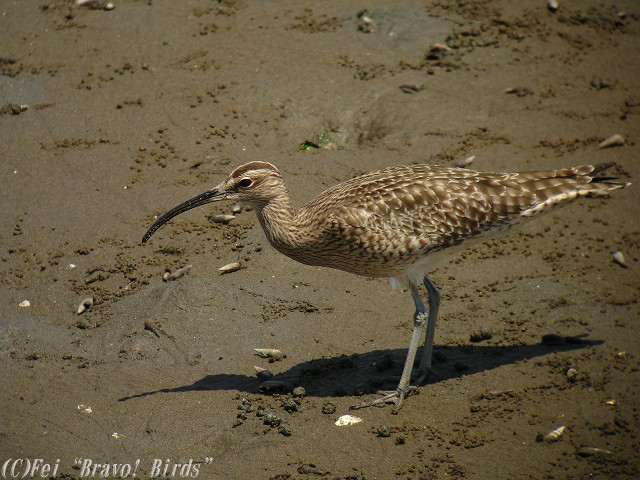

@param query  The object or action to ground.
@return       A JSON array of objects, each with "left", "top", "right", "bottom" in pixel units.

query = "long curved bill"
[{"left": 142, "top": 188, "right": 224, "bottom": 243}]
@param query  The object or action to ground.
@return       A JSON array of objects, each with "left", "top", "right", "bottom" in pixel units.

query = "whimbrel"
[{"left": 142, "top": 161, "right": 628, "bottom": 412}]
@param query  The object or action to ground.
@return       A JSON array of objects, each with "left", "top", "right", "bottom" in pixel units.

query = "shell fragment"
[
  {"left": 210, "top": 214, "right": 236, "bottom": 224},
  {"left": 543, "top": 425, "right": 565, "bottom": 442},
  {"left": 254, "top": 348, "right": 286, "bottom": 362},
  {"left": 163, "top": 264, "right": 192, "bottom": 281},
  {"left": 77, "top": 297, "right": 94, "bottom": 314},
  {"left": 612, "top": 251, "right": 627, "bottom": 268},
  {"left": 219, "top": 262, "right": 242, "bottom": 274},
  {"left": 598, "top": 134, "right": 625, "bottom": 149},
  {"left": 335, "top": 415, "right": 362, "bottom": 426}
]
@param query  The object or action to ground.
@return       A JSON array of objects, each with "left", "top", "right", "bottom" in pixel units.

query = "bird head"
[{"left": 142, "top": 161, "right": 283, "bottom": 243}]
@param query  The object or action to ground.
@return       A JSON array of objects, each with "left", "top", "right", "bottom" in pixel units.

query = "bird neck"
[{"left": 255, "top": 191, "right": 302, "bottom": 250}]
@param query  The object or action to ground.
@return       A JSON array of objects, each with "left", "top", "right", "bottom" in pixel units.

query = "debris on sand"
[
  {"left": 219, "top": 262, "right": 242, "bottom": 274},
  {"left": 335, "top": 414, "right": 362, "bottom": 426},
  {"left": 77, "top": 296, "right": 94, "bottom": 314},
  {"left": 254, "top": 348, "right": 286, "bottom": 362},
  {"left": 163, "top": 264, "right": 192, "bottom": 281},
  {"left": 598, "top": 134, "right": 625, "bottom": 149},
  {"left": 612, "top": 251, "right": 627, "bottom": 268},
  {"left": 209, "top": 214, "right": 235, "bottom": 224},
  {"left": 542, "top": 425, "right": 565, "bottom": 442}
]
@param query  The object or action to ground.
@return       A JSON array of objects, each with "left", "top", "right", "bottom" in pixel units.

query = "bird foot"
[{"left": 350, "top": 386, "right": 419, "bottom": 414}]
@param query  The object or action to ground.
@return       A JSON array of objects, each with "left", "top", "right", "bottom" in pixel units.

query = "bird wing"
[{"left": 315, "top": 164, "right": 541, "bottom": 254}]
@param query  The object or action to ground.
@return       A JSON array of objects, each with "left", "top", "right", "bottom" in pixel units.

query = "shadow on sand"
[{"left": 119, "top": 335, "right": 601, "bottom": 402}]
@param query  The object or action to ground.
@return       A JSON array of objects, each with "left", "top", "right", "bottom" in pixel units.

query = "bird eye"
[{"left": 239, "top": 178, "right": 252, "bottom": 188}]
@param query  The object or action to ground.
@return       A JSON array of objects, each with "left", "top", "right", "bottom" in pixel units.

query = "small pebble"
[
  {"left": 232, "top": 204, "right": 242, "bottom": 213},
  {"left": 237, "top": 398, "right": 252, "bottom": 412},
  {"left": 322, "top": 402, "right": 336, "bottom": 414},
  {"left": 19, "top": 300, "right": 31, "bottom": 307},
  {"left": 376, "top": 426, "right": 391, "bottom": 437},
  {"left": 292, "top": 386, "right": 306, "bottom": 397},
  {"left": 85, "top": 270, "right": 109, "bottom": 284},
  {"left": 232, "top": 418, "right": 243, "bottom": 428},
  {"left": 469, "top": 329, "right": 492, "bottom": 342},
  {"left": 566, "top": 367, "right": 578, "bottom": 382},
  {"left": 282, "top": 400, "right": 298, "bottom": 413},
  {"left": 278, "top": 424, "right": 292, "bottom": 436},
  {"left": 395, "top": 436, "right": 406, "bottom": 445},
  {"left": 263, "top": 411, "right": 282, "bottom": 427},
  {"left": 547, "top": 0, "right": 559, "bottom": 13}
]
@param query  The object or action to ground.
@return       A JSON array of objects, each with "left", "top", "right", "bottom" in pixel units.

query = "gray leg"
[
  {"left": 350, "top": 286, "right": 428, "bottom": 413},
  {"left": 417, "top": 273, "right": 440, "bottom": 382}
]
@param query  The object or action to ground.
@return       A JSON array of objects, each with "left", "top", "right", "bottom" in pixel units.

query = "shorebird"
[{"left": 142, "top": 161, "right": 628, "bottom": 412}]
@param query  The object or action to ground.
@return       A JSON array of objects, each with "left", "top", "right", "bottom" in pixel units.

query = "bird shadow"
[{"left": 119, "top": 334, "right": 601, "bottom": 402}]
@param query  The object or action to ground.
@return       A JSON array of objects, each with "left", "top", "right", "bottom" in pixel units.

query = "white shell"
[
  {"left": 77, "top": 404, "right": 93, "bottom": 414},
  {"left": 547, "top": 0, "right": 559, "bottom": 12},
  {"left": 454, "top": 155, "right": 475, "bottom": 168},
  {"left": 232, "top": 204, "right": 242, "bottom": 213},
  {"left": 543, "top": 425, "right": 565, "bottom": 442},
  {"left": 335, "top": 415, "right": 362, "bottom": 426},
  {"left": 254, "top": 348, "right": 285, "bottom": 361},
  {"left": 77, "top": 296, "right": 94, "bottom": 314},
  {"left": 19, "top": 300, "right": 30, "bottom": 307},
  {"left": 210, "top": 214, "right": 236, "bottom": 224},
  {"left": 219, "top": 262, "right": 242, "bottom": 273},
  {"left": 612, "top": 251, "right": 627, "bottom": 268},
  {"left": 163, "top": 264, "right": 192, "bottom": 281},
  {"left": 578, "top": 446, "right": 612, "bottom": 456},
  {"left": 598, "top": 134, "right": 625, "bottom": 149}
]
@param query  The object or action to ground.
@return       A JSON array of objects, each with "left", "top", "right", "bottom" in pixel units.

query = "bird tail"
[{"left": 515, "top": 163, "right": 629, "bottom": 217}]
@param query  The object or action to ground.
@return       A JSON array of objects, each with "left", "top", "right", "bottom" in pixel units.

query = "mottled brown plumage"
[{"left": 142, "top": 161, "right": 628, "bottom": 412}]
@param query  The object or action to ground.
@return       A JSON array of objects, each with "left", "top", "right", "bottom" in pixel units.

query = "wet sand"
[{"left": 1, "top": 1, "right": 639, "bottom": 478}]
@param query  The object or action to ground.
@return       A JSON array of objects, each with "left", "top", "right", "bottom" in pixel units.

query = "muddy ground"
[{"left": 1, "top": 1, "right": 639, "bottom": 479}]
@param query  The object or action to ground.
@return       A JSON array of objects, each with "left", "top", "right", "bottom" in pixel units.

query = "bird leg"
[
  {"left": 415, "top": 274, "right": 441, "bottom": 384},
  {"left": 350, "top": 286, "right": 427, "bottom": 413}
]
